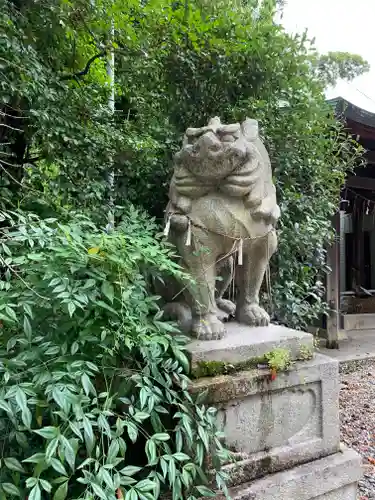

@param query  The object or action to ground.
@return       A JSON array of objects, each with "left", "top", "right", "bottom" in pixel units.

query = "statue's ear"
[
  {"left": 241, "top": 118, "right": 258, "bottom": 141},
  {"left": 207, "top": 116, "right": 221, "bottom": 129}
]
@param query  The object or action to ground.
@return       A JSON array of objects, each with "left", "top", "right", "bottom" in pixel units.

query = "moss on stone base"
[
  {"left": 191, "top": 348, "right": 291, "bottom": 379},
  {"left": 191, "top": 356, "right": 266, "bottom": 379},
  {"left": 191, "top": 344, "right": 314, "bottom": 379}
]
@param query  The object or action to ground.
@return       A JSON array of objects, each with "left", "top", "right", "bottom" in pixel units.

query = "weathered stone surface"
[
  {"left": 160, "top": 117, "right": 280, "bottom": 340},
  {"left": 189, "top": 322, "right": 313, "bottom": 365},
  {"left": 215, "top": 447, "right": 362, "bottom": 499},
  {"left": 314, "top": 485, "right": 357, "bottom": 500},
  {"left": 191, "top": 354, "right": 340, "bottom": 483}
]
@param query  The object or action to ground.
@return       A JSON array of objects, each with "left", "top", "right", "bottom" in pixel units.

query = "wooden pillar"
[
  {"left": 352, "top": 199, "right": 364, "bottom": 289},
  {"left": 326, "top": 211, "right": 340, "bottom": 349}
]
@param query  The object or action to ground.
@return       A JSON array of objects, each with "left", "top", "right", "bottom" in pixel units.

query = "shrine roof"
[{"left": 328, "top": 96, "right": 375, "bottom": 128}]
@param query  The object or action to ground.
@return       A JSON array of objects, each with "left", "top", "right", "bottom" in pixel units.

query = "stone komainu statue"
[{"left": 161, "top": 117, "right": 280, "bottom": 340}]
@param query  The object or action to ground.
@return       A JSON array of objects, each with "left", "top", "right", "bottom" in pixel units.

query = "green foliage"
[
  {"left": 191, "top": 348, "right": 294, "bottom": 379},
  {"left": 0, "top": 208, "right": 231, "bottom": 499},
  {"left": 0, "top": 1, "right": 368, "bottom": 496},
  {"left": 316, "top": 51, "right": 370, "bottom": 87},
  {"left": 265, "top": 348, "right": 291, "bottom": 372},
  {"left": 298, "top": 344, "right": 314, "bottom": 362},
  {"left": 0, "top": 0, "right": 366, "bottom": 331}
]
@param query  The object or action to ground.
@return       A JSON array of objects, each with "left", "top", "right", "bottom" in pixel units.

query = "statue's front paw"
[
  {"left": 191, "top": 314, "right": 226, "bottom": 341},
  {"left": 216, "top": 298, "right": 236, "bottom": 316},
  {"left": 236, "top": 304, "right": 270, "bottom": 327}
]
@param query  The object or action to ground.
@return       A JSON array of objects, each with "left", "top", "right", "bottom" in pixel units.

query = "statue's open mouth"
[{"left": 175, "top": 136, "right": 250, "bottom": 180}]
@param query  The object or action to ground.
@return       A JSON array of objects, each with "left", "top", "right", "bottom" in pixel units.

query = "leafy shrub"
[
  {"left": 0, "top": 208, "right": 230, "bottom": 500},
  {"left": 1, "top": 0, "right": 365, "bottom": 330}
]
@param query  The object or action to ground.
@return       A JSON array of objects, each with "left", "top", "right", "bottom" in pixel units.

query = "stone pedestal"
[{"left": 188, "top": 324, "right": 362, "bottom": 500}]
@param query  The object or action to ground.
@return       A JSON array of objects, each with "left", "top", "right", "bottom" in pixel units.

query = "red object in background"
[
  {"left": 116, "top": 488, "right": 124, "bottom": 499},
  {"left": 270, "top": 368, "right": 277, "bottom": 381}
]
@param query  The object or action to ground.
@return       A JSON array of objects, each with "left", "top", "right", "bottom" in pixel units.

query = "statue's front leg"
[
  {"left": 216, "top": 256, "right": 236, "bottom": 317},
  {"left": 175, "top": 229, "right": 226, "bottom": 340},
  {"left": 235, "top": 231, "right": 277, "bottom": 326}
]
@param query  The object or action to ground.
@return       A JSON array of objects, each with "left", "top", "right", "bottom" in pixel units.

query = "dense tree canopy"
[
  {"left": 316, "top": 51, "right": 370, "bottom": 87},
  {"left": 0, "top": 0, "right": 366, "bottom": 323},
  {"left": 0, "top": 1, "right": 369, "bottom": 498}
]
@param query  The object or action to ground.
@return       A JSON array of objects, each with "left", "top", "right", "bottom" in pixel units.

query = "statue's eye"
[{"left": 221, "top": 134, "right": 235, "bottom": 143}]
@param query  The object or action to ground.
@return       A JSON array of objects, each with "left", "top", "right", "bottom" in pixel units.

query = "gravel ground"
[{"left": 340, "top": 359, "right": 375, "bottom": 500}]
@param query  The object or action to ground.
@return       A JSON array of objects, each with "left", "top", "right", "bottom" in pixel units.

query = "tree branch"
[
  {"left": 61, "top": 51, "right": 106, "bottom": 81},
  {"left": 0, "top": 122, "right": 23, "bottom": 132},
  {"left": 0, "top": 110, "right": 28, "bottom": 119}
]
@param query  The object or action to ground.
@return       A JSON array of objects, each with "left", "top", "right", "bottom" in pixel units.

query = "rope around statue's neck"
[
  {"left": 165, "top": 211, "right": 275, "bottom": 313},
  {"left": 163, "top": 211, "right": 275, "bottom": 266}
]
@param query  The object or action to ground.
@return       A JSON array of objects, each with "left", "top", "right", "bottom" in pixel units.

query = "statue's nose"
[
  {"left": 209, "top": 141, "right": 221, "bottom": 152},
  {"left": 203, "top": 132, "right": 221, "bottom": 151}
]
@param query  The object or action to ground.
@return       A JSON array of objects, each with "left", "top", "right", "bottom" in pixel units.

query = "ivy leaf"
[
  {"left": 51, "top": 458, "right": 68, "bottom": 476},
  {"left": 2, "top": 483, "right": 21, "bottom": 496},
  {"left": 152, "top": 433, "right": 170, "bottom": 442},
  {"left": 82, "top": 415, "right": 95, "bottom": 453},
  {"left": 4, "top": 457, "right": 25, "bottom": 473},
  {"left": 29, "top": 484, "right": 41, "bottom": 500},
  {"left": 60, "top": 436, "right": 76, "bottom": 471},
  {"left": 126, "top": 421, "right": 138, "bottom": 443},
  {"left": 40, "top": 479, "right": 52, "bottom": 493},
  {"left": 98, "top": 466, "right": 114, "bottom": 490},
  {"left": 53, "top": 480, "right": 68, "bottom": 500},
  {"left": 81, "top": 373, "right": 96, "bottom": 396},
  {"left": 107, "top": 439, "right": 120, "bottom": 464},
  {"left": 23, "top": 303, "right": 33, "bottom": 318},
  {"left": 120, "top": 465, "right": 142, "bottom": 477},
  {"left": 5, "top": 306, "right": 17, "bottom": 322},
  {"left": 67, "top": 301, "right": 76, "bottom": 317},
  {"left": 23, "top": 315, "right": 32, "bottom": 338},
  {"left": 168, "top": 459, "right": 176, "bottom": 485},
  {"left": 145, "top": 439, "right": 157, "bottom": 465},
  {"left": 135, "top": 479, "right": 155, "bottom": 492},
  {"left": 71, "top": 341, "right": 79, "bottom": 355},
  {"left": 198, "top": 426, "right": 209, "bottom": 451},
  {"left": 23, "top": 453, "right": 45, "bottom": 464},
  {"left": 46, "top": 438, "right": 59, "bottom": 461},
  {"left": 21, "top": 406, "right": 32, "bottom": 428},
  {"left": 52, "top": 388, "right": 69, "bottom": 414},
  {"left": 101, "top": 280, "right": 114, "bottom": 303},
  {"left": 172, "top": 347, "right": 190, "bottom": 373},
  {"left": 69, "top": 421, "right": 83, "bottom": 440},
  {"left": 91, "top": 483, "right": 107, "bottom": 499},
  {"left": 173, "top": 452, "right": 190, "bottom": 461},
  {"left": 196, "top": 485, "right": 216, "bottom": 497},
  {"left": 133, "top": 411, "right": 150, "bottom": 423},
  {"left": 15, "top": 387, "right": 27, "bottom": 411},
  {"left": 125, "top": 489, "right": 138, "bottom": 500},
  {"left": 34, "top": 426, "right": 59, "bottom": 440},
  {"left": 0, "top": 399, "right": 12, "bottom": 414},
  {"left": 94, "top": 300, "right": 119, "bottom": 315}
]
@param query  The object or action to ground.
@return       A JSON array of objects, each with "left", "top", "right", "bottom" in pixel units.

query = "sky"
[{"left": 281, "top": 0, "right": 375, "bottom": 112}]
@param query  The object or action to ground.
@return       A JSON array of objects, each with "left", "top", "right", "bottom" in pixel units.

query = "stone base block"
[
  {"left": 217, "top": 447, "right": 362, "bottom": 500},
  {"left": 191, "top": 354, "right": 340, "bottom": 482},
  {"left": 189, "top": 323, "right": 313, "bottom": 365}
]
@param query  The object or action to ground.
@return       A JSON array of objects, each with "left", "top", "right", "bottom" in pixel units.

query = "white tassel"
[
  {"left": 163, "top": 214, "right": 171, "bottom": 237},
  {"left": 238, "top": 238, "right": 243, "bottom": 265},
  {"left": 185, "top": 219, "right": 192, "bottom": 246}
]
